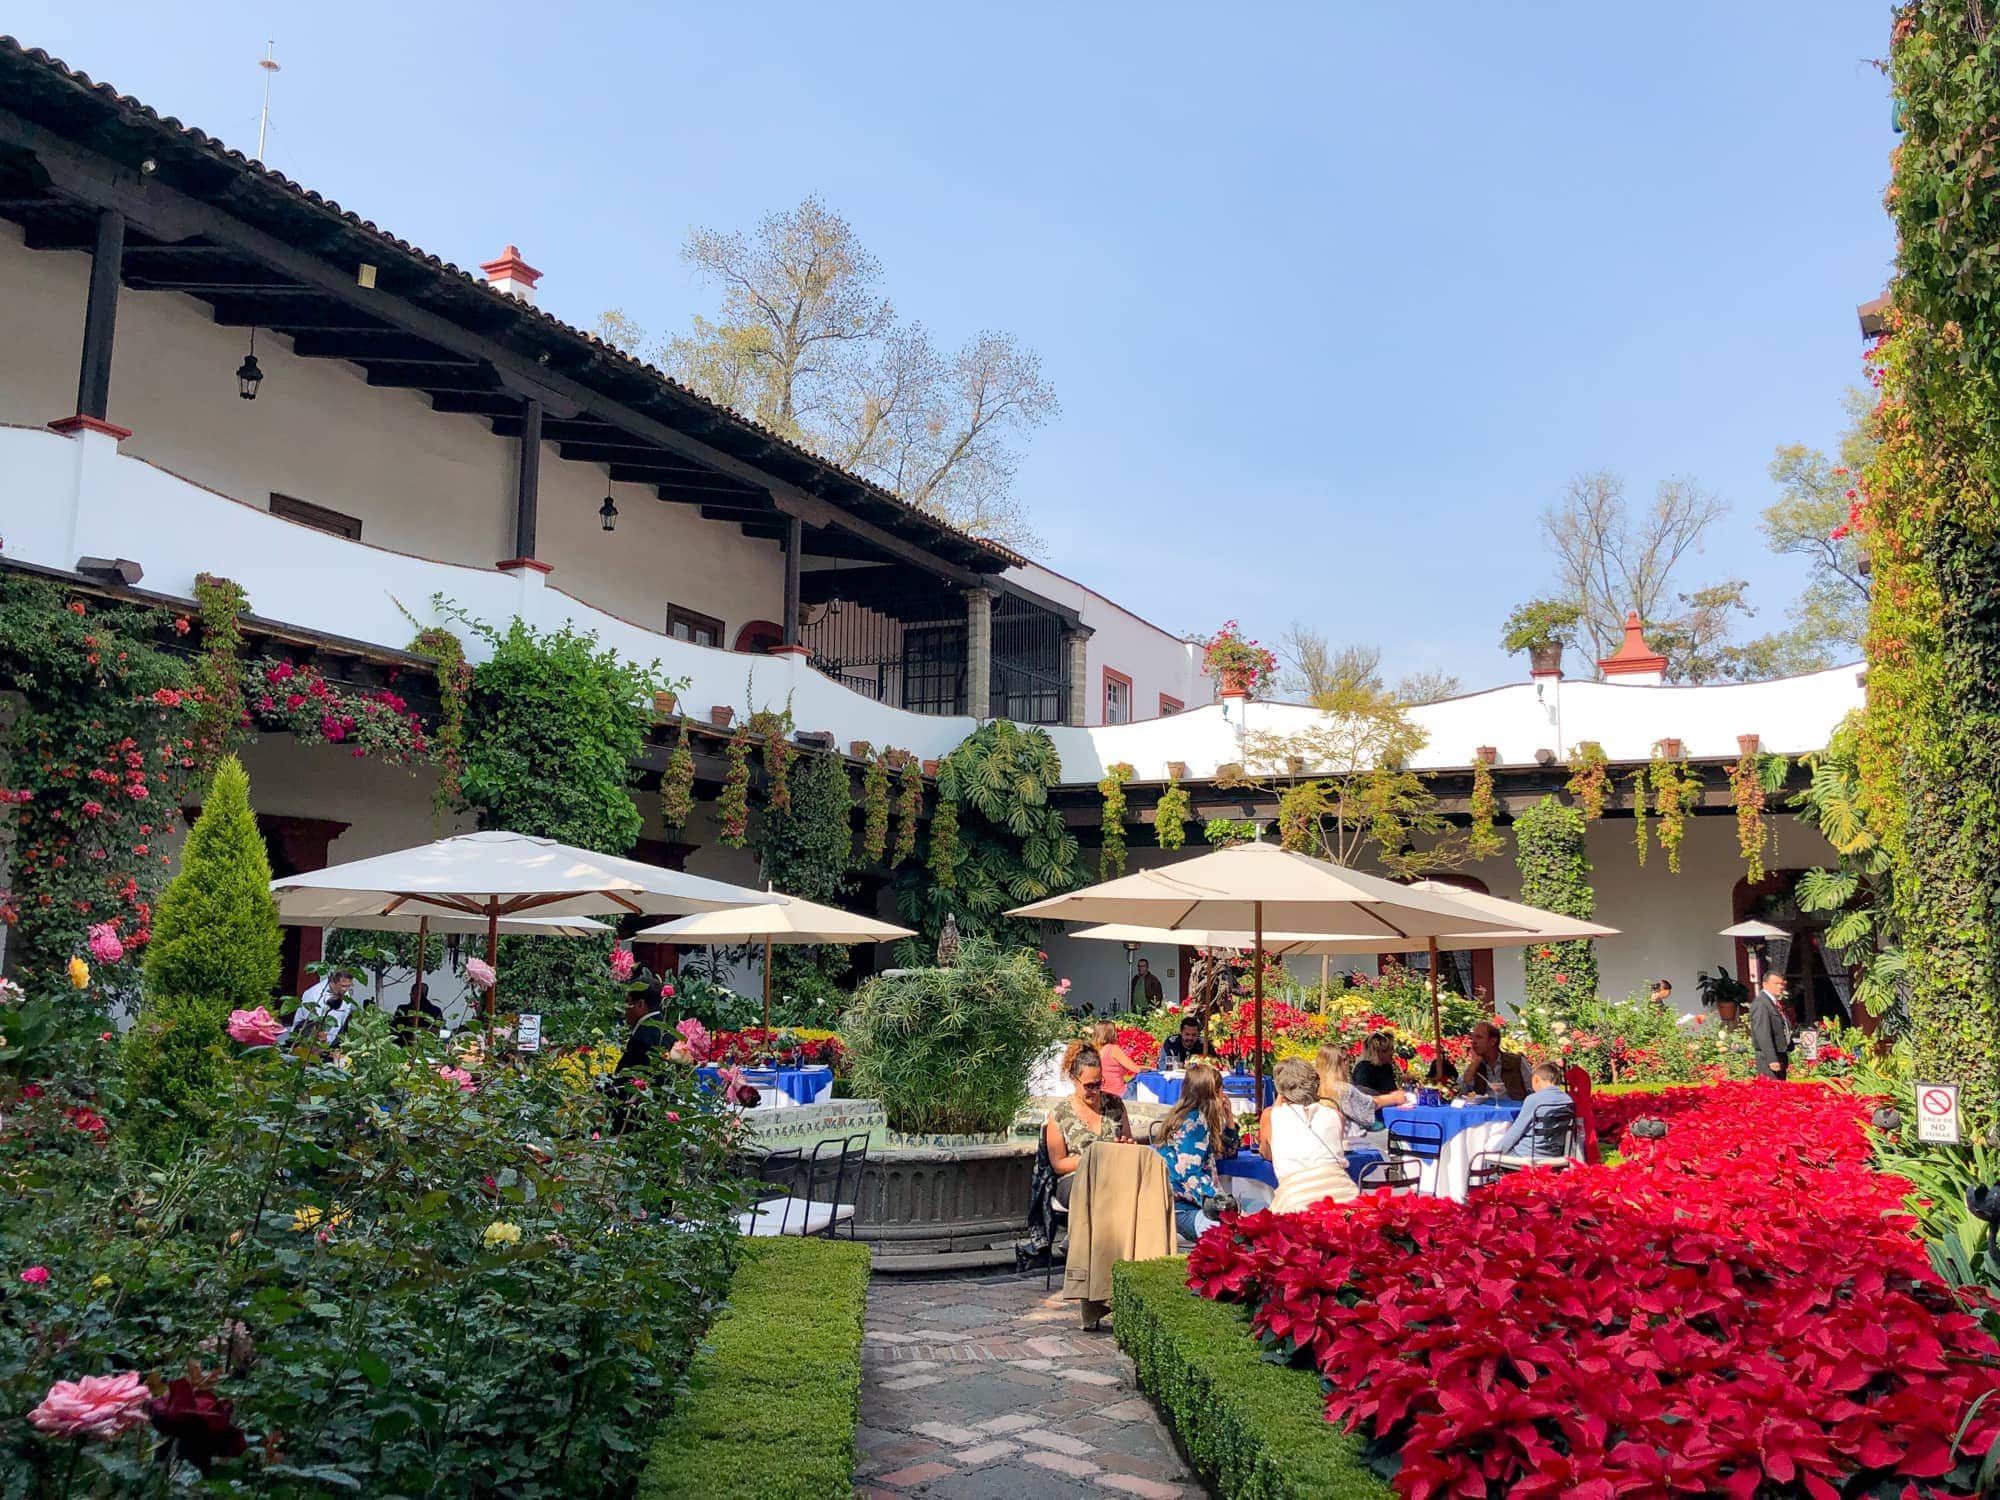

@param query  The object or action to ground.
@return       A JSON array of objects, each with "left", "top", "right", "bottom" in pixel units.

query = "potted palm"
[
  {"left": 1501, "top": 598, "right": 1584, "bottom": 676},
  {"left": 1696, "top": 963, "right": 1749, "bottom": 1027},
  {"left": 1201, "top": 621, "right": 1279, "bottom": 699}
]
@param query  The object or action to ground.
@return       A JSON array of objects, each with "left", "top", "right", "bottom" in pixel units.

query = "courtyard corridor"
[{"left": 854, "top": 1274, "right": 1199, "bottom": 1499}]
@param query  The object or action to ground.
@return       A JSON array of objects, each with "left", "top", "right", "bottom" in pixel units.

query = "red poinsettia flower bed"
[
  {"left": 1117, "top": 1027, "right": 1161, "bottom": 1068},
  {"left": 1186, "top": 1081, "right": 2000, "bottom": 1498}
]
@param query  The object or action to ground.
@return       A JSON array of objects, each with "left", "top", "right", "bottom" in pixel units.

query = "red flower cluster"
[
  {"left": 1187, "top": 1082, "right": 2000, "bottom": 1498},
  {"left": 704, "top": 1028, "right": 846, "bottom": 1067},
  {"left": 1116, "top": 1026, "right": 1160, "bottom": 1068}
]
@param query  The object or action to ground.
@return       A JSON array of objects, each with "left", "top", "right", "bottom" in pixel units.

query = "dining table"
[
  {"left": 1379, "top": 1098, "right": 1521, "bottom": 1201},
  {"left": 1128, "top": 1069, "right": 1274, "bottom": 1112},
  {"left": 694, "top": 1064, "right": 834, "bottom": 1108}
]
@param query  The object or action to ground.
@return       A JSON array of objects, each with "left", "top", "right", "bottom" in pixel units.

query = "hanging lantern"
[
  {"left": 235, "top": 330, "right": 264, "bottom": 401},
  {"left": 599, "top": 495, "right": 618, "bottom": 532}
]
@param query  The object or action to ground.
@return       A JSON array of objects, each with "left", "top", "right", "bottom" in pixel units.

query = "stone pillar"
[
  {"left": 964, "top": 587, "right": 995, "bottom": 719},
  {"left": 1064, "top": 629, "right": 1090, "bottom": 727}
]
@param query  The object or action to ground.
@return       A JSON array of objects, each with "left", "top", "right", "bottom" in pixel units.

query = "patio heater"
[{"left": 1719, "top": 918, "right": 1791, "bottom": 985}]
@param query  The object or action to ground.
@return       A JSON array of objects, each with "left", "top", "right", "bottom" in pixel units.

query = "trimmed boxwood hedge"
[
  {"left": 637, "top": 1236, "right": 870, "bottom": 1500},
  {"left": 1113, "top": 1257, "right": 1390, "bottom": 1499}
]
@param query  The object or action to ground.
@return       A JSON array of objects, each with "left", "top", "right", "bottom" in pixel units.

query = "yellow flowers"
[
  {"left": 482, "top": 1221, "right": 522, "bottom": 1249},
  {"left": 91, "top": 1274, "right": 113, "bottom": 1290},
  {"left": 67, "top": 957, "right": 89, "bottom": 989},
  {"left": 551, "top": 1043, "right": 621, "bottom": 1092},
  {"left": 291, "top": 1204, "right": 351, "bottom": 1234}
]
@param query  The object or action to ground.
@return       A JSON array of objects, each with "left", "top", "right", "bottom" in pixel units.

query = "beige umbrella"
[
  {"left": 1069, "top": 885, "right": 1616, "bottom": 1057},
  {"left": 635, "top": 895, "right": 913, "bottom": 1031},
  {"left": 1011, "top": 843, "right": 1519, "bottom": 1103},
  {"left": 271, "top": 830, "right": 777, "bottom": 1019}
]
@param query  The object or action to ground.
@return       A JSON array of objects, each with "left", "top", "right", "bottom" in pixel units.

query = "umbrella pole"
[
  {"left": 414, "top": 916, "right": 429, "bottom": 1011},
  {"left": 763, "top": 936, "right": 773, "bottom": 1034},
  {"left": 1428, "top": 935, "right": 1443, "bottom": 1073},
  {"left": 1253, "top": 901, "right": 1266, "bottom": 1112},
  {"left": 485, "top": 910, "right": 499, "bottom": 1048},
  {"left": 1320, "top": 953, "right": 1329, "bottom": 1015}
]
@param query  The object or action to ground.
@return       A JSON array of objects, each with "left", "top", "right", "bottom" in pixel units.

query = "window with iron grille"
[
  {"left": 991, "top": 593, "right": 1069, "bottom": 724},
  {"left": 901, "top": 625, "right": 967, "bottom": 715}
]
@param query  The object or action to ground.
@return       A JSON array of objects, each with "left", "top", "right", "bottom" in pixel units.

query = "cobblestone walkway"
[{"left": 855, "top": 1273, "right": 1199, "bottom": 1499}]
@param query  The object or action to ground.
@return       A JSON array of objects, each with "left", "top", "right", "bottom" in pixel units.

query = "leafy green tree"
[
  {"left": 122, "top": 754, "right": 280, "bottom": 1157},
  {"left": 1514, "top": 796, "right": 1599, "bottom": 1016},
  {"left": 1792, "top": 714, "right": 1905, "bottom": 1033}
]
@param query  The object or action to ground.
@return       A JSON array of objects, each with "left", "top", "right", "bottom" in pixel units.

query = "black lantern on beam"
[
  {"left": 235, "top": 330, "right": 264, "bottom": 401},
  {"left": 599, "top": 495, "right": 618, "bottom": 532}
]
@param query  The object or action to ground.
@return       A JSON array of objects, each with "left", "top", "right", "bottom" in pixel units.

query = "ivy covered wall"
[{"left": 1861, "top": 4, "right": 2000, "bottom": 1117}]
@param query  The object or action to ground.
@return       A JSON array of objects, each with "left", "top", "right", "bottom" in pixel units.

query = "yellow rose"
[
  {"left": 91, "top": 1274, "right": 113, "bottom": 1290},
  {"left": 67, "top": 957, "right": 89, "bottom": 990},
  {"left": 291, "top": 1205, "right": 325, "bottom": 1233},
  {"left": 482, "top": 1220, "right": 522, "bottom": 1248}
]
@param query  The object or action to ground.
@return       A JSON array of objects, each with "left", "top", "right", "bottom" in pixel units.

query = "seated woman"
[
  {"left": 1314, "top": 1045, "right": 1402, "bottom": 1146},
  {"left": 1151, "top": 1060, "right": 1232, "bottom": 1243},
  {"left": 1089, "top": 1021, "right": 1146, "bottom": 1100},
  {"left": 1256, "top": 1056, "right": 1358, "bottom": 1214},
  {"left": 1043, "top": 1042, "right": 1133, "bottom": 1209},
  {"left": 1351, "top": 1032, "right": 1402, "bottom": 1096}
]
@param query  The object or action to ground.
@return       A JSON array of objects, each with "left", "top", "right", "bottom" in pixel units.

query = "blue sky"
[{"left": 10, "top": 3, "right": 1893, "bottom": 687}]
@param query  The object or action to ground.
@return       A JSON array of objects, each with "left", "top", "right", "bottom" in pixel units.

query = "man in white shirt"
[{"left": 287, "top": 969, "right": 357, "bottom": 1047}]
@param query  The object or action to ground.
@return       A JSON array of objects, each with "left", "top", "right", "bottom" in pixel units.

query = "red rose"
[{"left": 147, "top": 1380, "right": 246, "bottom": 1473}]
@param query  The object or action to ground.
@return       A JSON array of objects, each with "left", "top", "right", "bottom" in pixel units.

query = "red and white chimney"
[
  {"left": 1598, "top": 611, "right": 1669, "bottom": 686},
  {"left": 479, "top": 245, "right": 542, "bottom": 304}
]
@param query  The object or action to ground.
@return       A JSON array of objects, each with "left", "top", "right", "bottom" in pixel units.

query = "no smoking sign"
[{"left": 1916, "top": 1082, "right": 1962, "bottom": 1145}]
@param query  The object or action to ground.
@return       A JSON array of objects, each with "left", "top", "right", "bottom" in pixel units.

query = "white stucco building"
[{"left": 0, "top": 36, "right": 1860, "bottom": 1029}]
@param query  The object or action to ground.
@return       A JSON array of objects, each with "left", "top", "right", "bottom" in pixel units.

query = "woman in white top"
[{"left": 1256, "top": 1057, "right": 1358, "bottom": 1214}]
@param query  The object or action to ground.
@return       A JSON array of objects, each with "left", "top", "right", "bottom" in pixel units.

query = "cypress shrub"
[{"left": 122, "top": 754, "right": 280, "bottom": 1156}]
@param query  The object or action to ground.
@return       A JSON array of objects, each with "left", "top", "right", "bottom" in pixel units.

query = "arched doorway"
[
  {"left": 1377, "top": 873, "right": 1496, "bottom": 1009},
  {"left": 1731, "top": 872, "right": 1853, "bottom": 1028},
  {"left": 733, "top": 620, "right": 784, "bottom": 655}
]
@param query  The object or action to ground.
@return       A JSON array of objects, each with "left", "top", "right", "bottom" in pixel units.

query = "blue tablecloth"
[
  {"left": 1217, "top": 1145, "right": 1382, "bottom": 1190},
  {"left": 696, "top": 1065, "right": 832, "bottom": 1107},
  {"left": 1131, "top": 1071, "right": 1274, "bottom": 1107},
  {"left": 1380, "top": 1100, "right": 1519, "bottom": 1144}
]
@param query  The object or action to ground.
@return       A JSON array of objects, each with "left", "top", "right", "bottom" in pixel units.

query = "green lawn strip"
[
  {"left": 637, "top": 1237, "right": 870, "bottom": 1500},
  {"left": 1113, "top": 1256, "right": 1391, "bottom": 1500}
]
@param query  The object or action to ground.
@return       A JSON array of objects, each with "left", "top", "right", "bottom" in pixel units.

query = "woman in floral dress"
[{"left": 1152, "top": 1060, "right": 1232, "bottom": 1242}]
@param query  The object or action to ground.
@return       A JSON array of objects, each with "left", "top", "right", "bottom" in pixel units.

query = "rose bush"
[
  {"left": 1187, "top": 1081, "right": 2000, "bottom": 1498},
  {"left": 1, "top": 1001, "right": 743, "bottom": 1497}
]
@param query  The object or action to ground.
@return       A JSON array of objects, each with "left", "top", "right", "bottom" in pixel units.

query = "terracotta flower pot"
[
  {"left": 1715, "top": 998, "right": 1742, "bottom": 1027},
  {"left": 709, "top": 706, "right": 734, "bottom": 729},
  {"left": 653, "top": 690, "right": 678, "bottom": 716},
  {"left": 1657, "top": 737, "right": 1684, "bottom": 760},
  {"left": 1736, "top": 734, "right": 1760, "bottom": 757},
  {"left": 1218, "top": 666, "right": 1255, "bottom": 698},
  {"left": 922, "top": 759, "right": 941, "bottom": 776},
  {"left": 1475, "top": 746, "right": 1497, "bottom": 765},
  {"left": 1166, "top": 760, "right": 1188, "bottom": 781},
  {"left": 1528, "top": 643, "right": 1564, "bottom": 676}
]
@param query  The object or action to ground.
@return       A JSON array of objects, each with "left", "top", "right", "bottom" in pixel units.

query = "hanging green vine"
[
  {"left": 1468, "top": 753, "right": 1503, "bottom": 860},
  {"left": 660, "top": 723, "right": 695, "bottom": 830},
  {"left": 1631, "top": 769, "right": 1650, "bottom": 868},
  {"left": 718, "top": 726, "right": 753, "bottom": 847},
  {"left": 754, "top": 748, "right": 852, "bottom": 900},
  {"left": 892, "top": 756, "right": 924, "bottom": 866},
  {"left": 1565, "top": 741, "right": 1610, "bottom": 821},
  {"left": 1155, "top": 778, "right": 1191, "bottom": 850},
  {"left": 1728, "top": 749, "right": 1791, "bottom": 885},
  {"left": 1648, "top": 748, "right": 1701, "bottom": 876},
  {"left": 191, "top": 573, "right": 247, "bottom": 761},
  {"left": 859, "top": 747, "right": 891, "bottom": 865},
  {"left": 748, "top": 709, "right": 794, "bottom": 817},
  {"left": 409, "top": 625, "right": 470, "bottom": 818},
  {"left": 1098, "top": 762, "right": 1134, "bottom": 878},
  {"left": 928, "top": 792, "right": 961, "bottom": 892}
]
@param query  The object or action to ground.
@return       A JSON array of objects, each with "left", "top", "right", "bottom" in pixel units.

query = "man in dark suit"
[{"left": 1751, "top": 972, "right": 1794, "bottom": 1080}]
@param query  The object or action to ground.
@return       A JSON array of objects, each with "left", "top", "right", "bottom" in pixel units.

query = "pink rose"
[
  {"left": 226, "top": 1007, "right": 285, "bottom": 1047},
  {"left": 86, "top": 923, "right": 124, "bottom": 964},
  {"left": 29, "top": 1372, "right": 151, "bottom": 1439},
  {"left": 19, "top": 1266, "right": 49, "bottom": 1285},
  {"left": 674, "top": 1017, "right": 710, "bottom": 1063},
  {"left": 435, "top": 1066, "right": 476, "bottom": 1091},
  {"left": 660, "top": 982, "right": 676, "bottom": 999},
  {"left": 465, "top": 958, "right": 497, "bottom": 991},
  {"left": 609, "top": 948, "right": 636, "bottom": 982}
]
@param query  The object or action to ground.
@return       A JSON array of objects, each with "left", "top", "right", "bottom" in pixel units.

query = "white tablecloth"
[{"left": 1384, "top": 1112, "right": 1514, "bottom": 1202}]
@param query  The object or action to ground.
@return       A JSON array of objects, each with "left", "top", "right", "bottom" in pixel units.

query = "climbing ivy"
[
  {"left": 660, "top": 723, "right": 695, "bottom": 831},
  {"left": 1863, "top": 2, "right": 2000, "bottom": 1115},
  {"left": 1155, "top": 779, "right": 1191, "bottom": 851},
  {"left": 1098, "top": 762, "right": 1134, "bottom": 878},
  {"left": 410, "top": 625, "right": 470, "bottom": 819},
  {"left": 191, "top": 573, "right": 247, "bottom": 762},
  {"left": 859, "top": 748, "right": 891, "bottom": 865},
  {"left": 1565, "top": 741, "right": 1611, "bottom": 822},
  {"left": 1630, "top": 770, "right": 1650, "bottom": 869},
  {"left": 718, "top": 727, "right": 752, "bottom": 848},
  {"left": 1514, "top": 795, "right": 1599, "bottom": 1015},
  {"left": 749, "top": 708, "right": 793, "bottom": 818},
  {"left": 1729, "top": 749, "right": 1790, "bottom": 885}
]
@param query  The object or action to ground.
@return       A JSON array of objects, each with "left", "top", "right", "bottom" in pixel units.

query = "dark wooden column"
[
  {"left": 512, "top": 397, "right": 542, "bottom": 560},
  {"left": 257, "top": 814, "right": 350, "bottom": 997},
  {"left": 782, "top": 513, "right": 803, "bottom": 644},
  {"left": 75, "top": 209, "right": 125, "bottom": 421}
]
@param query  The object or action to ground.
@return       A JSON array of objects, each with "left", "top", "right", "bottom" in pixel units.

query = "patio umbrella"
[
  {"left": 278, "top": 908, "right": 616, "bottom": 1005},
  {"left": 1068, "top": 885, "right": 1616, "bottom": 1064},
  {"left": 270, "top": 830, "right": 777, "bottom": 1017},
  {"left": 1011, "top": 843, "right": 1518, "bottom": 1105},
  {"left": 634, "top": 895, "right": 913, "bottom": 1031}
]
